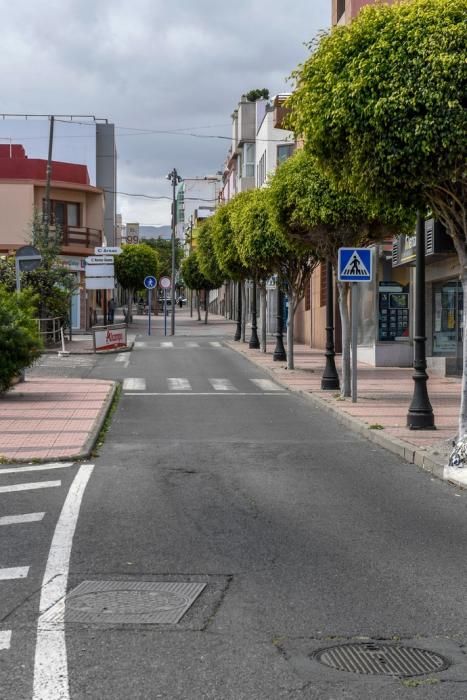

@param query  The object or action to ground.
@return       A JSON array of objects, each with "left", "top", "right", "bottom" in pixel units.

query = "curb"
[
  {"left": 42, "top": 341, "right": 134, "bottom": 356},
  {"left": 225, "top": 341, "right": 465, "bottom": 490}
]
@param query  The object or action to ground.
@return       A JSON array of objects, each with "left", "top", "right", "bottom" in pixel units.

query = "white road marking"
[
  {"left": 0, "top": 481, "right": 61, "bottom": 494},
  {"left": 122, "top": 378, "right": 146, "bottom": 391},
  {"left": 33, "top": 463, "right": 94, "bottom": 700},
  {"left": 0, "top": 463, "right": 73, "bottom": 475},
  {"left": 160, "top": 341, "right": 174, "bottom": 348},
  {"left": 115, "top": 353, "right": 130, "bottom": 368},
  {"left": 209, "top": 341, "right": 222, "bottom": 347},
  {"left": 168, "top": 378, "right": 192, "bottom": 391},
  {"left": 124, "top": 392, "right": 287, "bottom": 397},
  {"left": 250, "top": 378, "right": 285, "bottom": 392},
  {"left": 0, "top": 512, "right": 45, "bottom": 526},
  {"left": 0, "top": 631, "right": 12, "bottom": 650},
  {"left": 186, "top": 342, "right": 199, "bottom": 348},
  {"left": 0, "top": 567, "right": 29, "bottom": 580},
  {"left": 134, "top": 341, "right": 147, "bottom": 349},
  {"left": 209, "top": 378, "right": 237, "bottom": 392}
]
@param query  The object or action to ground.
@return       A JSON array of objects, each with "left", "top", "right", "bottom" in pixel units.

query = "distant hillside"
[{"left": 139, "top": 225, "right": 172, "bottom": 240}]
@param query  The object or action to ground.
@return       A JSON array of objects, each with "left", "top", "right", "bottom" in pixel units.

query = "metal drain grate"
[
  {"left": 314, "top": 642, "right": 449, "bottom": 678},
  {"left": 41, "top": 580, "right": 206, "bottom": 625}
]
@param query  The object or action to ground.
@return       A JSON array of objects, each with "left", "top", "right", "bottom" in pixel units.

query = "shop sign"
[
  {"left": 60, "top": 256, "right": 86, "bottom": 271},
  {"left": 93, "top": 324, "right": 128, "bottom": 351}
]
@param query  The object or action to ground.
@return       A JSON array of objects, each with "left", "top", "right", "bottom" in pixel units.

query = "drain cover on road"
[
  {"left": 314, "top": 642, "right": 449, "bottom": 678},
  {"left": 43, "top": 580, "right": 206, "bottom": 624}
]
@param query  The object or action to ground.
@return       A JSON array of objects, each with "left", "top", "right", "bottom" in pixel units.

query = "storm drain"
[
  {"left": 42, "top": 580, "right": 206, "bottom": 625},
  {"left": 313, "top": 642, "right": 449, "bottom": 678}
]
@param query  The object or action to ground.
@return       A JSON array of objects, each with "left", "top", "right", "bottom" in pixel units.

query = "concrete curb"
[
  {"left": 226, "top": 341, "right": 466, "bottom": 490},
  {"left": 42, "top": 341, "right": 134, "bottom": 356}
]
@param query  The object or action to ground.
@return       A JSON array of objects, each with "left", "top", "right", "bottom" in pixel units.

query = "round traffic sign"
[
  {"left": 144, "top": 275, "right": 157, "bottom": 289},
  {"left": 159, "top": 276, "right": 171, "bottom": 290}
]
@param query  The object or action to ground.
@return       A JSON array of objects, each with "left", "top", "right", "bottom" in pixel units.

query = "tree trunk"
[
  {"left": 338, "top": 281, "right": 351, "bottom": 397},
  {"left": 241, "top": 281, "right": 247, "bottom": 342},
  {"left": 197, "top": 291, "right": 201, "bottom": 321},
  {"left": 205, "top": 289, "right": 209, "bottom": 324},
  {"left": 460, "top": 272, "right": 467, "bottom": 439},
  {"left": 287, "top": 290, "right": 295, "bottom": 370},
  {"left": 260, "top": 284, "right": 267, "bottom": 353},
  {"left": 127, "top": 288, "right": 133, "bottom": 324}
]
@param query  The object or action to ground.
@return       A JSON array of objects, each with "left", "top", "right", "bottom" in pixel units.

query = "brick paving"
[{"left": 0, "top": 378, "right": 115, "bottom": 461}]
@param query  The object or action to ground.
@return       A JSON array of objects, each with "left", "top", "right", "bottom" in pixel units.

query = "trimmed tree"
[
  {"left": 114, "top": 244, "right": 160, "bottom": 322},
  {"left": 0, "top": 286, "right": 42, "bottom": 392},
  {"left": 196, "top": 218, "right": 226, "bottom": 323},
  {"left": 288, "top": 0, "right": 466, "bottom": 415},
  {"left": 181, "top": 250, "right": 220, "bottom": 324}
]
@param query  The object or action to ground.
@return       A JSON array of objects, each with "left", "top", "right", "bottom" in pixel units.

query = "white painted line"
[
  {"left": 209, "top": 341, "right": 222, "bottom": 348},
  {"left": 186, "top": 342, "right": 199, "bottom": 348},
  {"left": 168, "top": 378, "right": 192, "bottom": 391},
  {"left": 124, "top": 392, "right": 288, "bottom": 396},
  {"left": 134, "top": 341, "right": 147, "bottom": 349},
  {"left": 0, "top": 567, "right": 29, "bottom": 580},
  {"left": 0, "top": 481, "right": 61, "bottom": 494},
  {"left": 160, "top": 341, "right": 174, "bottom": 348},
  {"left": 0, "top": 631, "right": 12, "bottom": 650},
  {"left": 122, "top": 378, "right": 146, "bottom": 391},
  {"left": 209, "top": 378, "right": 237, "bottom": 392},
  {"left": 33, "top": 463, "right": 94, "bottom": 700},
  {"left": 0, "top": 512, "right": 45, "bottom": 526},
  {"left": 0, "top": 463, "right": 73, "bottom": 475},
  {"left": 115, "top": 353, "right": 130, "bottom": 368},
  {"left": 250, "top": 378, "right": 285, "bottom": 392}
]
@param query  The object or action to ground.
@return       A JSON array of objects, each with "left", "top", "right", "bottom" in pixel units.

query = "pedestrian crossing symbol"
[{"left": 338, "top": 248, "right": 373, "bottom": 282}]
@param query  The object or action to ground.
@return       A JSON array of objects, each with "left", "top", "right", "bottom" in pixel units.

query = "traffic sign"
[
  {"left": 86, "top": 256, "right": 114, "bottom": 265},
  {"left": 159, "top": 276, "right": 171, "bottom": 289},
  {"left": 94, "top": 246, "right": 122, "bottom": 255},
  {"left": 144, "top": 275, "right": 157, "bottom": 289},
  {"left": 338, "top": 248, "right": 373, "bottom": 282}
]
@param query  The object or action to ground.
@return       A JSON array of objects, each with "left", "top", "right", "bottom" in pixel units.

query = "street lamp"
[
  {"left": 273, "top": 279, "right": 286, "bottom": 361},
  {"left": 249, "top": 279, "right": 260, "bottom": 349},
  {"left": 167, "top": 168, "right": 182, "bottom": 336},
  {"left": 321, "top": 260, "right": 340, "bottom": 390}
]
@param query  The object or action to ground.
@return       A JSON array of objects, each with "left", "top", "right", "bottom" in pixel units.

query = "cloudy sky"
[{"left": 0, "top": 0, "right": 330, "bottom": 226}]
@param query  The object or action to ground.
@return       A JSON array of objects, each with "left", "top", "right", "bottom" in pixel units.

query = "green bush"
[{"left": 0, "top": 286, "right": 43, "bottom": 392}]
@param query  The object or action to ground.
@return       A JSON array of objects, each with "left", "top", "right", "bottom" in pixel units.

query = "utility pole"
[
  {"left": 43, "top": 115, "right": 55, "bottom": 243},
  {"left": 167, "top": 168, "right": 182, "bottom": 335},
  {"left": 188, "top": 215, "right": 194, "bottom": 318}
]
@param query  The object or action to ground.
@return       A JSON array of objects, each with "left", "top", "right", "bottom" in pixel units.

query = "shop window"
[{"left": 433, "top": 280, "right": 463, "bottom": 356}]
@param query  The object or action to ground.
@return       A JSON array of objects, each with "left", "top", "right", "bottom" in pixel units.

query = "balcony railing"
[{"left": 57, "top": 226, "right": 103, "bottom": 248}]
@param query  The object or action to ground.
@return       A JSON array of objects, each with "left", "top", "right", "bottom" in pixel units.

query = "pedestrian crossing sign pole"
[{"left": 338, "top": 248, "right": 373, "bottom": 404}]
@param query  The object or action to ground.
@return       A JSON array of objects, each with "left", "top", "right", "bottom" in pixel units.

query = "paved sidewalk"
[
  {"left": 0, "top": 377, "right": 116, "bottom": 461},
  {"left": 209, "top": 313, "right": 467, "bottom": 489}
]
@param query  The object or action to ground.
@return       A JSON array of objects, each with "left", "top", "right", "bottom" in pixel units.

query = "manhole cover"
[
  {"left": 314, "top": 642, "right": 449, "bottom": 678},
  {"left": 42, "top": 581, "right": 206, "bottom": 624}
]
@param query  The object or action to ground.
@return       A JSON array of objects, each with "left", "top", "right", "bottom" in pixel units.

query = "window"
[
  {"left": 277, "top": 144, "right": 294, "bottom": 166},
  {"left": 46, "top": 200, "right": 80, "bottom": 228},
  {"left": 243, "top": 143, "right": 255, "bottom": 178}
]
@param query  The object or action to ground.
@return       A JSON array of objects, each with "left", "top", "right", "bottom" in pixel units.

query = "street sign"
[
  {"left": 86, "top": 256, "right": 114, "bottom": 265},
  {"left": 144, "top": 276, "right": 157, "bottom": 289},
  {"left": 338, "top": 248, "right": 373, "bottom": 282},
  {"left": 85, "top": 277, "right": 115, "bottom": 290},
  {"left": 159, "top": 276, "right": 171, "bottom": 289},
  {"left": 125, "top": 223, "right": 139, "bottom": 245},
  {"left": 94, "top": 246, "right": 122, "bottom": 255},
  {"left": 15, "top": 245, "right": 42, "bottom": 273},
  {"left": 85, "top": 264, "right": 114, "bottom": 278}
]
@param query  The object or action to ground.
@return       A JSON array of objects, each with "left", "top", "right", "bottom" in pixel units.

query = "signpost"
[
  {"left": 15, "top": 246, "right": 42, "bottom": 292},
  {"left": 159, "top": 277, "right": 171, "bottom": 337},
  {"left": 144, "top": 275, "right": 157, "bottom": 336},
  {"left": 86, "top": 256, "right": 114, "bottom": 265},
  {"left": 338, "top": 248, "right": 374, "bottom": 403},
  {"left": 94, "top": 246, "right": 122, "bottom": 256}
]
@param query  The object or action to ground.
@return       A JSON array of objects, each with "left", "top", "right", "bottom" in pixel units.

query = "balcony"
[{"left": 54, "top": 226, "right": 103, "bottom": 249}]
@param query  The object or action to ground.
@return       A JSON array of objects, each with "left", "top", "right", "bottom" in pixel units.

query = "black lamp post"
[
  {"left": 234, "top": 281, "right": 242, "bottom": 341},
  {"left": 249, "top": 279, "right": 260, "bottom": 349},
  {"left": 321, "top": 260, "right": 340, "bottom": 390},
  {"left": 407, "top": 212, "right": 435, "bottom": 429},
  {"left": 273, "top": 283, "right": 287, "bottom": 361}
]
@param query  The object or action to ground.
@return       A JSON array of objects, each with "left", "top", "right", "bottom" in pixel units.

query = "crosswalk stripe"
[
  {"left": 0, "top": 513, "right": 45, "bottom": 526},
  {"left": 0, "top": 463, "right": 73, "bottom": 475},
  {"left": 0, "top": 481, "right": 61, "bottom": 494},
  {"left": 0, "top": 567, "right": 29, "bottom": 580},
  {"left": 0, "top": 631, "right": 12, "bottom": 650},
  {"left": 250, "top": 378, "right": 285, "bottom": 392},
  {"left": 168, "top": 378, "right": 192, "bottom": 391},
  {"left": 123, "top": 378, "right": 146, "bottom": 391},
  {"left": 209, "top": 341, "right": 222, "bottom": 347},
  {"left": 209, "top": 378, "right": 237, "bottom": 392},
  {"left": 134, "top": 341, "right": 147, "bottom": 349},
  {"left": 186, "top": 342, "right": 200, "bottom": 348},
  {"left": 115, "top": 353, "right": 128, "bottom": 362},
  {"left": 161, "top": 342, "right": 174, "bottom": 348}
]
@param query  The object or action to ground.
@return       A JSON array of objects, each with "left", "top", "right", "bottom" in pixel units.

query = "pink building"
[{"left": 332, "top": 0, "right": 395, "bottom": 25}]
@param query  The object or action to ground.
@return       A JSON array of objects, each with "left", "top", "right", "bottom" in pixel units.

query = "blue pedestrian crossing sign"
[
  {"left": 338, "top": 248, "right": 373, "bottom": 282},
  {"left": 144, "top": 275, "right": 157, "bottom": 289}
]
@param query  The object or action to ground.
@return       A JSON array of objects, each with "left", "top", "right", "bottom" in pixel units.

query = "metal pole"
[
  {"left": 164, "top": 289, "right": 167, "bottom": 336},
  {"left": 249, "top": 280, "right": 260, "bottom": 349},
  {"left": 351, "top": 282, "right": 358, "bottom": 403},
  {"left": 407, "top": 212, "right": 435, "bottom": 429},
  {"left": 321, "top": 260, "right": 340, "bottom": 390},
  {"left": 148, "top": 288, "right": 151, "bottom": 336},
  {"left": 15, "top": 258, "right": 21, "bottom": 293},
  {"left": 234, "top": 281, "right": 242, "bottom": 341},
  {"left": 170, "top": 169, "right": 177, "bottom": 336},
  {"left": 43, "top": 115, "right": 55, "bottom": 243},
  {"left": 273, "top": 283, "right": 287, "bottom": 361}
]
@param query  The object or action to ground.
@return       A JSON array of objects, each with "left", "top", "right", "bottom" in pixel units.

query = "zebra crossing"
[
  {"left": 133, "top": 340, "right": 225, "bottom": 350},
  {"left": 123, "top": 376, "right": 286, "bottom": 394}
]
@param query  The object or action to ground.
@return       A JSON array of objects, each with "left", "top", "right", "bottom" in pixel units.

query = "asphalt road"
[{"left": 2, "top": 314, "right": 467, "bottom": 699}]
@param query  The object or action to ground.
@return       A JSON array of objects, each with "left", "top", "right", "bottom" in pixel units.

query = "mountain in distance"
[{"left": 139, "top": 225, "right": 172, "bottom": 240}]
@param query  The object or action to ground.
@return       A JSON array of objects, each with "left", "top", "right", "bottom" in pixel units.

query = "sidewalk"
[
  {"left": 0, "top": 378, "right": 116, "bottom": 462},
  {"left": 214, "top": 314, "right": 466, "bottom": 490}
]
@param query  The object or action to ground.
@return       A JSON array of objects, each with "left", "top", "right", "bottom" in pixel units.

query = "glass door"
[{"left": 432, "top": 279, "right": 463, "bottom": 374}]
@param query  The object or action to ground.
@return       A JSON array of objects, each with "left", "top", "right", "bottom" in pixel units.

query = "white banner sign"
[
  {"left": 85, "top": 276, "right": 115, "bottom": 290},
  {"left": 94, "top": 326, "right": 127, "bottom": 352},
  {"left": 86, "top": 256, "right": 114, "bottom": 265},
  {"left": 85, "top": 264, "right": 114, "bottom": 277}
]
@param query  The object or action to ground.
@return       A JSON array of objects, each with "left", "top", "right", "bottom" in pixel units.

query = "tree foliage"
[
  {"left": 287, "top": 0, "right": 466, "bottom": 246},
  {"left": 195, "top": 218, "right": 225, "bottom": 289},
  {"left": 0, "top": 286, "right": 42, "bottom": 392},
  {"left": 210, "top": 203, "right": 249, "bottom": 281},
  {"left": 114, "top": 243, "right": 160, "bottom": 292},
  {"left": 246, "top": 88, "right": 269, "bottom": 102},
  {"left": 144, "top": 237, "right": 184, "bottom": 278},
  {"left": 181, "top": 251, "right": 214, "bottom": 291}
]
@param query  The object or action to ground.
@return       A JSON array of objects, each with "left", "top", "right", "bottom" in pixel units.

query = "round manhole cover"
[{"left": 314, "top": 642, "right": 449, "bottom": 678}]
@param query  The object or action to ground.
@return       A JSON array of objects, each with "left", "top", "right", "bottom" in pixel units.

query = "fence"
[{"left": 36, "top": 317, "right": 64, "bottom": 346}]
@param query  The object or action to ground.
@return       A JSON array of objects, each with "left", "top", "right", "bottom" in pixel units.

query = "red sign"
[{"left": 94, "top": 326, "right": 127, "bottom": 351}]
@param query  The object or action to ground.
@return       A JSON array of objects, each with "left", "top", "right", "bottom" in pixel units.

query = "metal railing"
[
  {"left": 36, "top": 316, "right": 64, "bottom": 346},
  {"left": 50, "top": 225, "right": 102, "bottom": 248}
]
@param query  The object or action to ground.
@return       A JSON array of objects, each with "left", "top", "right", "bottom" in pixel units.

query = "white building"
[
  {"left": 255, "top": 95, "right": 294, "bottom": 189},
  {"left": 176, "top": 176, "right": 222, "bottom": 243}
]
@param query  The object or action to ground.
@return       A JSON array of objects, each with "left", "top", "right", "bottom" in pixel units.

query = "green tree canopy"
[
  {"left": 181, "top": 250, "right": 212, "bottom": 291},
  {"left": 287, "top": 0, "right": 466, "bottom": 245},
  {"left": 0, "top": 286, "right": 42, "bottom": 392},
  {"left": 114, "top": 244, "right": 160, "bottom": 292},
  {"left": 144, "top": 237, "right": 184, "bottom": 278},
  {"left": 196, "top": 218, "right": 226, "bottom": 289},
  {"left": 210, "top": 203, "right": 250, "bottom": 281}
]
